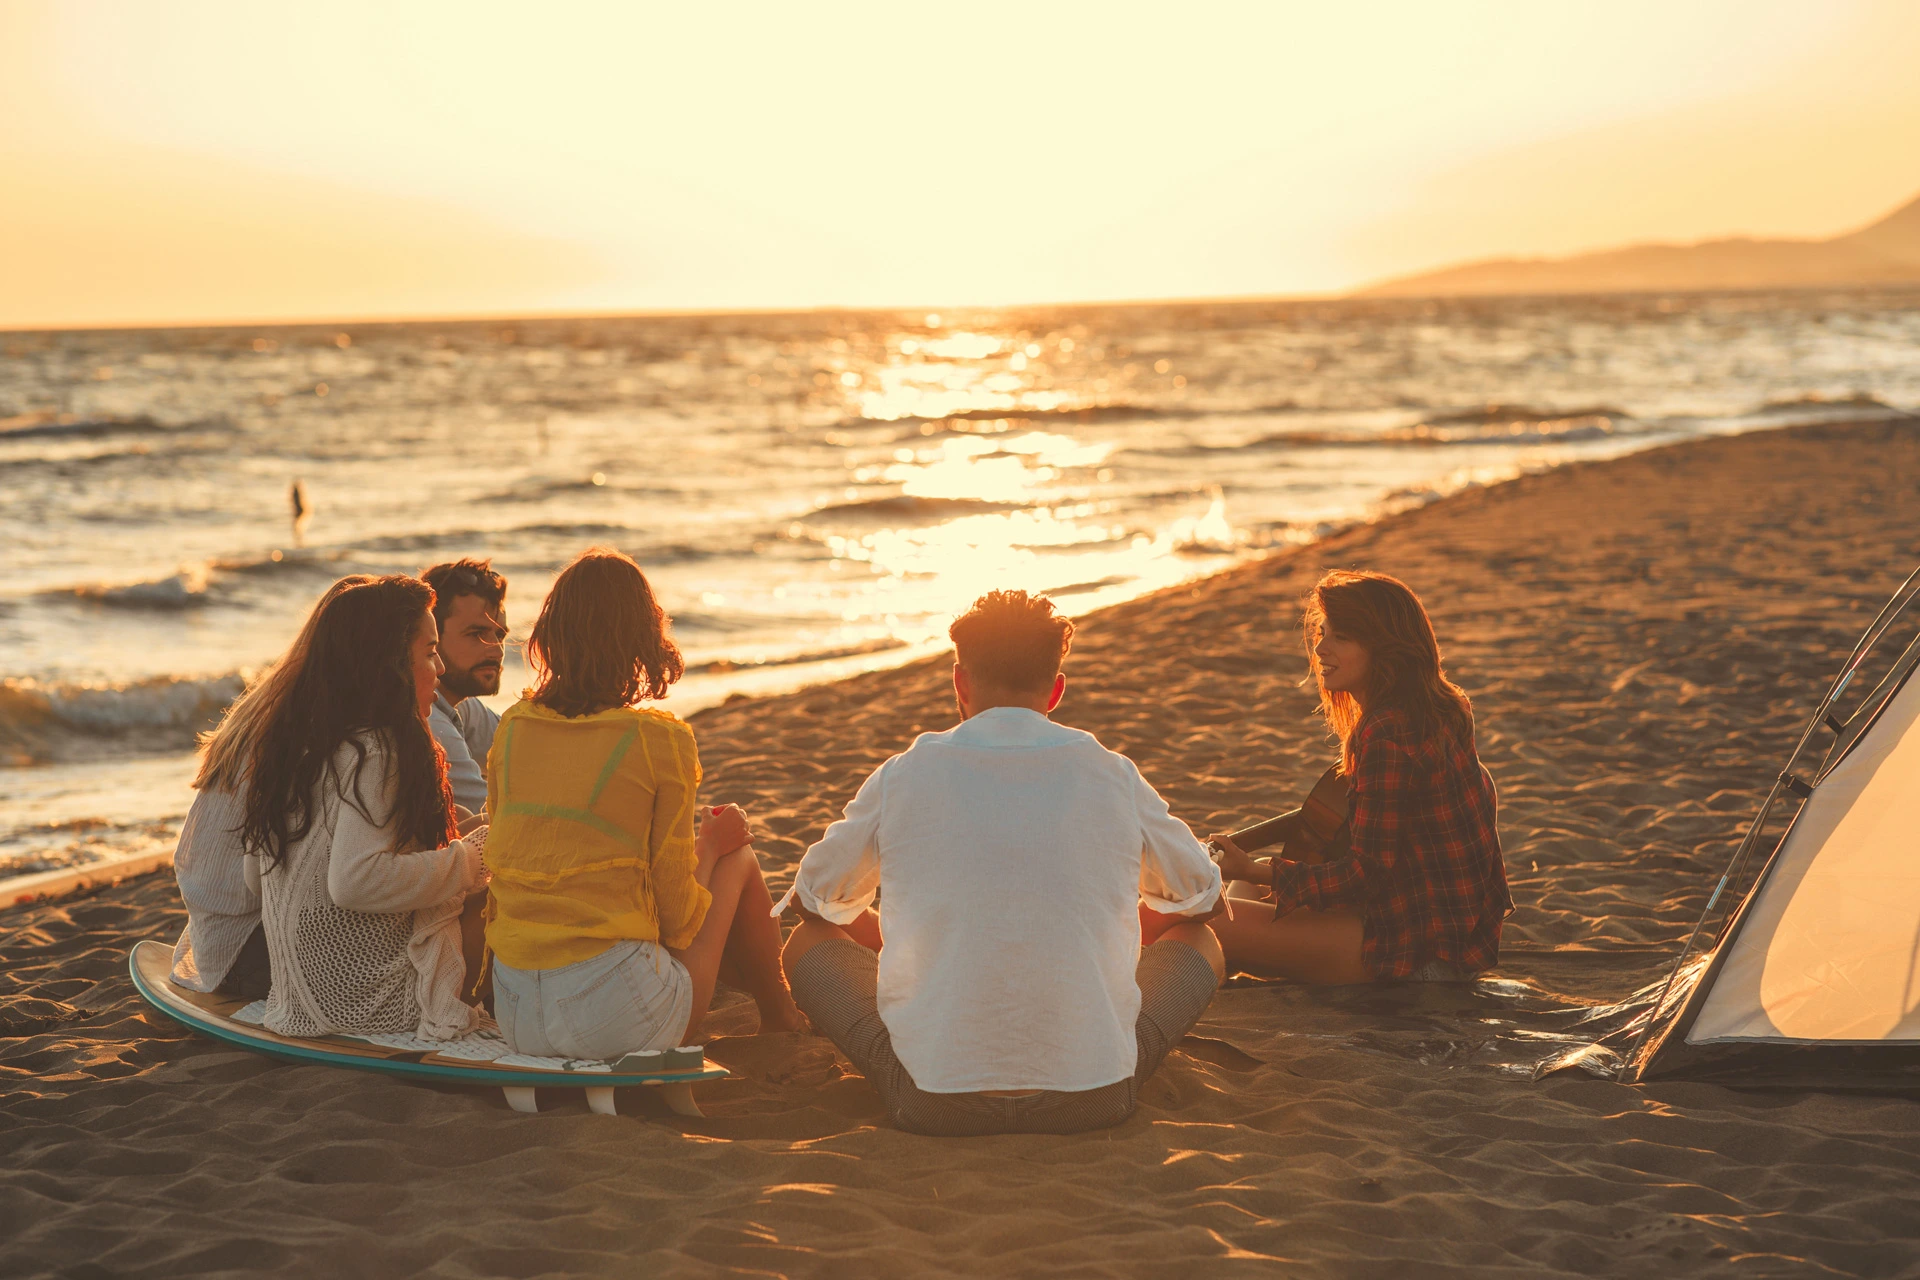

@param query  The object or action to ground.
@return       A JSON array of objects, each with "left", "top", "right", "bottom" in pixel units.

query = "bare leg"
[
  {"left": 668, "top": 845, "right": 806, "bottom": 1041},
  {"left": 840, "top": 908, "right": 883, "bottom": 952},
  {"left": 459, "top": 890, "right": 491, "bottom": 1003},
  {"left": 1208, "top": 905, "right": 1370, "bottom": 985},
  {"left": 721, "top": 847, "right": 793, "bottom": 1018}
]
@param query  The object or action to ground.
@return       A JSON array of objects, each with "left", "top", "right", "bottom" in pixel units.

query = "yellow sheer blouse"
[{"left": 483, "top": 701, "right": 711, "bottom": 970}]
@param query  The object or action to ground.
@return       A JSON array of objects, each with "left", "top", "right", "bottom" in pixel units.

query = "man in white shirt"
[
  {"left": 421, "top": 559, "right": 507, "bottom": 816},
  {"left": 776, "top": 589, "right": 1226, "bottom": 1136}
]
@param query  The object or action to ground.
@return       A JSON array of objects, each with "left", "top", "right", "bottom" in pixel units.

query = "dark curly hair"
[
  {"left": 525, "top": 548, "right": 684, "bottom": 717},
  {"left": 240, "top": 575, "right": 455, "bottom": 869},
  {"left": 421, "top": 557, "right": 507, "bottom": 628},
  {"left": 948, "top": 589, "right": 1074, "bottom": 693}
]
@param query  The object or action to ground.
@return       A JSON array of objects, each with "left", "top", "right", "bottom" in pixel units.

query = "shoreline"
[
  {"left": 6, "top": 402, "right": 1911, "bottom": 896},
  {"left": 5, "top": 417, "right": 1920, "bottom": 1275}
]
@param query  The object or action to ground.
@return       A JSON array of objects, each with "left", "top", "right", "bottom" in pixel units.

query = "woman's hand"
[
  {"left": 696, "top": 803, "right": 753, "bottom": 866},
  {"left": 1207, "top": 832, "right": 1267, "bottom": 885},
  {"left": 462, "top": 825, "right": 492, "bottom": 893}
]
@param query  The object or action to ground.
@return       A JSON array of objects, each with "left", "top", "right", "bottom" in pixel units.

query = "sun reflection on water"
[
  {"left": 919, "top": 332, "right": 1004, "bottom": 361},
  {"left": 857, "top": 327, "right": 1081, "bottom": 424},
  {"left": 789, "top": 321, "right": 1256, "bottom": 653}
]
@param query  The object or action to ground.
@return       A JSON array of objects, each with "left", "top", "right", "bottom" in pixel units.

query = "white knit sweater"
[
  {"left": 257, "top": 734, "right": 486, "bottom": 1039},
  {"left": 170, "top": 785, "right": 259, "bottom": 993}
]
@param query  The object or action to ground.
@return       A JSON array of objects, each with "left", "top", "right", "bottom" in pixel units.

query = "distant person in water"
[
  {"left": 778, "top": 590, "right": 1226, "bottom": 1136},
  {"left": 289, "top": 478, "right": 309, "bottom": 547},
  {"left": 483, "top": 548, "right": 805, "bottom": 1060},
  {"left": 420, "top": 558, "right": 507, "bottom": 817},
  {"left": 240, "top": 575, "right": 491, "bottom": 1039},
  {"left": 1199, "top": 570, "right": 1510, "bottom": 984},
  {"left": 169, "top": 575, "right": 374, "bottom": 999}
]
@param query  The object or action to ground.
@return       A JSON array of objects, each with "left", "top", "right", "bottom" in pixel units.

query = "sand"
[{"left": 5, "top": 418, "right": 1920, "bottom": 1278}]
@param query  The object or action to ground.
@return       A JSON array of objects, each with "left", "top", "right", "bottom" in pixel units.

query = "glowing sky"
[{"left": 3, "top": 0, "right": 1918, "bottom": 327}]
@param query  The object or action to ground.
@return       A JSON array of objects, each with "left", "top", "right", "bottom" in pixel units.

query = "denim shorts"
[{"left": 492, "top": 940, "right": 694, "bottom": 1061}]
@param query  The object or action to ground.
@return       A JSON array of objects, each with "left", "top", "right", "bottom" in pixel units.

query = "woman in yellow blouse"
[{"left": 484, "top": 548, "right": 804, "bottom": 1058}]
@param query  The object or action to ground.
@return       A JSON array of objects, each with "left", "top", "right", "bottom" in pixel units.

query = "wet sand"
[{"left": 5, "top": 418, "right": 1919, "bottom": 1277}]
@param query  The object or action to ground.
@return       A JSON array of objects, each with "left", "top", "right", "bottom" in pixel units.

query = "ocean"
[{"left": 5, "top": 287, "right": 1918, "bottom": 883}]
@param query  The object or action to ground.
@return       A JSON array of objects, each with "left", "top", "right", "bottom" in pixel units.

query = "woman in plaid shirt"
[{"left": 1206, "top": 571, "right": 1510, "bottom": 983}]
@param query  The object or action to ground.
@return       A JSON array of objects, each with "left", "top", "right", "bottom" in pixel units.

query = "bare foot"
[{"left": 757, "top": 1000, "right": 811, "bottom": 1035}]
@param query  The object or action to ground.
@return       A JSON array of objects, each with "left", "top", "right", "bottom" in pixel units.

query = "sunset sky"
[{"left": 4, "top": 0, "right": 1918, "bottom": 328}]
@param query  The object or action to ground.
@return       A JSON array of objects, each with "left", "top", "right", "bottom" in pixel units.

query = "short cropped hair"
[
  {"left": 949, "top": 590, "right": 1074, "bottom": 692},
  {"left": 421, "top": 558, "right": 507, "bottom": 627}
]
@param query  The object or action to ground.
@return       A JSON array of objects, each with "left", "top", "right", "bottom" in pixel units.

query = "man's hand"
[{"left": 1142, "top": 893, "right": 1230, "bottom": 928}]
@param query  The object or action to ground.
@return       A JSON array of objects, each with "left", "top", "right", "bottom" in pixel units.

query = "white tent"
[{"left": 1629, "top": 566, "right": 1920, "bottom": 1085}]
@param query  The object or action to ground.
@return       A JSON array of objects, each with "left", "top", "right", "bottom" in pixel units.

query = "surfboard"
[{"left": 129, "top": 940, "right": 728, "bottom": 1117}]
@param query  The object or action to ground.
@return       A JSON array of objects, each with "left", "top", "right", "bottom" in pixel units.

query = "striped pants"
[{"left": 789, "top": 938, "right": 1219, "bottom": 1136}]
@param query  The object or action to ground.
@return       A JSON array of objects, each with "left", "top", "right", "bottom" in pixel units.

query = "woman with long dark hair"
[
  {"left": 170, "top": 574, "right": 374, "bottom": 998},
  {"left": 484, "top": 547, "right": 804, "bottom": 1061},
  {"left": 1203, "top": 570, "right": 1510, "bottom": 983},
  {"left": 243, "top": 575, "right": 491, "bottom": 1037}
]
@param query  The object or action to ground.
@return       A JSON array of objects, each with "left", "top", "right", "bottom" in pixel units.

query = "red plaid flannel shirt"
[{"left": 1269, "top": 708, "right": 1510, "bottom": 979}]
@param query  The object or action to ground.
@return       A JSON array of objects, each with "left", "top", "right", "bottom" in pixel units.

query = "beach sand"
[{"left": 5, "top": 418, "right": 1919, "bottom": 1278}]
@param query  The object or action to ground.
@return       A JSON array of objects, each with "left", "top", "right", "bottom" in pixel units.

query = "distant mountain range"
[{"left": 1359, "top": 189, "right": 1920, "bottom": 298}]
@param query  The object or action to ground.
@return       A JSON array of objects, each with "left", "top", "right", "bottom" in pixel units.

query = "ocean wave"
[
  {"left": 27, "top": 528, "right": 759, "bottom": 614},
  {"left": 1390, "top": 410, "right": 1641, "bottom": 445},
  {"left": 1119, "top": 411, "right": 1643, "bottom": 459},
  {"left": 52, "top": 568, "right": 214, "bottom": 610},
  {"left": 1748, "top": 392, "right": 1903, "bottom": 418},
  {"left": 685, "top": 637, "right": 909, "bottom": 675},
  {"left": 665, "top": 608, "right": 795, "bottom": 635},
  {"left": 334, "top": 523, "right": 739, "bottom": 561},
  {"left": 208, "top": 549, "right": 351, "bottom": 578},
  {"left": 0, "top": 413, "right": 175, "bottom": 442},
  {"left": 32, "top": 556, "right": 340, "bottom": 612},
  {"left": 848, "top": 400, "right": 1301, "bottom": 440},
  {"left": 1421, "top": 403, "right": 1631, "bottom": 427},
  {"left": 0, "top": 441, "right": 231, "bottom": 472},
  {"left": 791, "top": 484, "right": 1225, "bottom": 527},
  {"left": 481, "top": 478, "right": 691, "bottom": 503},
  {"left": 34, "top": 553, "right": 347, "bottom": 610},
  {"left": 339, "top": 523, "right": 626, "bottom": 554},
  {"left": 1039, "top": 574, "right": 1135, "bottom": 597},
  {"left": 797, "top": 494, "right": 1036, "bottom": 522},
  {"left": 0, "top": 673, "right": 245, "bottom": 766}
]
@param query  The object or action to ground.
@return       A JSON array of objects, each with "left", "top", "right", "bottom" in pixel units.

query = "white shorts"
[{"left": 492, "top": 940, "right": 694, "bottom": 1061}]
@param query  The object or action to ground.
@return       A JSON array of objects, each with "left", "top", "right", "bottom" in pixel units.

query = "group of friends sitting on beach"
[{"left": 168, "top": 548, "right": 1511, "bottom": 1136}]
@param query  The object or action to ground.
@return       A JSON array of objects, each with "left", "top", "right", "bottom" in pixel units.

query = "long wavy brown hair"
[
  {"left": 1305, "top": 570, "right": 1474, "bottom": 772},
  {"left": 240, "top": 576, "right": 455, "bottom": 869},
  {"left": 194, "top": 575, "right": 375, "bottom": 793},
  {"left": 525, "top": 548, "right": 684, "bottom": 717}
]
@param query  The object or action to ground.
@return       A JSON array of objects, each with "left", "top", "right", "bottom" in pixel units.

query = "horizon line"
[
  {"left": 13, "top": 279, "right": 1920, "bottom": 339},
  {"left": 0, "top": 289, "right": 1356, "bottom": 337}
]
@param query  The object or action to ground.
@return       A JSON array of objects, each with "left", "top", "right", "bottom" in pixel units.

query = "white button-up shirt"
[{"left": 776, "top": 706, "right": 1223, "bottom": 1094}]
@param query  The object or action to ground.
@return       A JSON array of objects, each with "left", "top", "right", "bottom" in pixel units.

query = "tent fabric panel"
[{"left": 1688, "top": 669, "right": 1920, "bottom": 1044}]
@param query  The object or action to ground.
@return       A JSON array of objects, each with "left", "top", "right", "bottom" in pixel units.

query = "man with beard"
[{"left": 421, "top": 558, "right": 508, "bottom": 816}]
